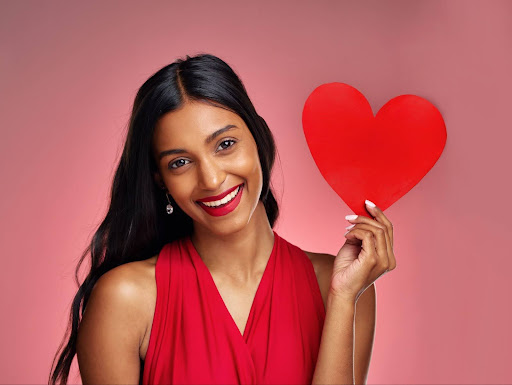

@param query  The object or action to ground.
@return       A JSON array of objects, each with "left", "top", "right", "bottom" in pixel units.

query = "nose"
[{"left": 196, "top": 157, "right": 226, "bottom": 192}]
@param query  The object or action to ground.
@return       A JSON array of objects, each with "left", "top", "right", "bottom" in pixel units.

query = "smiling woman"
[
  {"left": 48, "top": 54, "right": 284, "bottom": 384},
  {"left": 49, "top": 53, "right": 365, "bottom": 385},
  {"left": 151, "top": 99, "right": 267, "bottom": 236}
]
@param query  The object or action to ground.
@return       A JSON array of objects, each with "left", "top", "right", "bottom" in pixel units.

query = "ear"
[{"left": 153, "top": 171, "right": 167, "bottom": 191}]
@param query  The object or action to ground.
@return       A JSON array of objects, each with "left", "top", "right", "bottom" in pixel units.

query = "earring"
[{"left": 165, "top": 192, "right": 174, "bottom": 214}]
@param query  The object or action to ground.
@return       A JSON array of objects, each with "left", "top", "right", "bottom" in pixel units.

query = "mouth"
[{"left": 196, "top": 183, "right": 244, "bottom": 217}]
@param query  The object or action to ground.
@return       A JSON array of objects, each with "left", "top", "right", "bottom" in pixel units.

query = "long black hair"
[{"left": 48, "top": 53, "right": 280, "bottom": 385}]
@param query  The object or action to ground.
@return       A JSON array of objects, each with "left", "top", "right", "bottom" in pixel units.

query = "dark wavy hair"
[{"left": 48, "top": 53, "right": 280, "bottom": 385}]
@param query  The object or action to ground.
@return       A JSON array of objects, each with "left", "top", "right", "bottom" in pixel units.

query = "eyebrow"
[{"left": 158, "top": 124, "right": 239, "bottom": 160}]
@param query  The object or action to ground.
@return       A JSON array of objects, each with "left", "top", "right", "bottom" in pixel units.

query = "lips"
[
  {"left": 196, "top": 183, "right": 244, "bottom": 203},
  {"left": 197, "top": 183, "right": 244, "bottom": 217}
]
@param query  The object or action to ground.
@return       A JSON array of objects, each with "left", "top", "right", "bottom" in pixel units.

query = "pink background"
[{"left": 1, "top": 1, "right": 511, "bottom": 383}]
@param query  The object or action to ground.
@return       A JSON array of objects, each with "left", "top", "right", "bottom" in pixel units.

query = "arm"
[
  {"left": 312, "top": 201, "right": 392, "bottom": 384},
  {"left": 312, "top": 293, "right": 356, "bottom": 385},
  {"left": 311, "top": 253, "right": 376, "bottom": 385},
  {"left": 354, "top": 283, "right": 376, "bottom": 384},
  {"left": 76, "top": 265, "right": 144, "bottom": 384}
]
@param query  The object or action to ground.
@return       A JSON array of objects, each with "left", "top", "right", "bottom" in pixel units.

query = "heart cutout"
[{"left": 302, "top": 82, "right": 446, "bottom": 217}]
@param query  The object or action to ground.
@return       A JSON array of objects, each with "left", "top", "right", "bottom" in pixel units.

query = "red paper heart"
[{"left": 302, "top": 82, "right": 446, "bottom": 217}]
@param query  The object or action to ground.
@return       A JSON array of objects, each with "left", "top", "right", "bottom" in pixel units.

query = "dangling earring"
[{"left": 165, "top": 192, "right": 174, "bottom": 214}]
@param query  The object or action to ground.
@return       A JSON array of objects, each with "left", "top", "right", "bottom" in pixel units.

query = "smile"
[{"left": 197, "top": 183, "right": 244, "bottom": 217}]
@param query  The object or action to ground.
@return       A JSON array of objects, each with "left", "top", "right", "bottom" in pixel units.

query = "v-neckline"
[{"left": 186, "top": 231, "right": 278, "bottom": 342}]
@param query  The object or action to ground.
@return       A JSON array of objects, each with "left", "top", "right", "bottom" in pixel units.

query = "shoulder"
[
  {"left": 280, "top": 235, "right": 335, "bottom": 278},
  {"left": 90, "top": 257, "right": 157, "bottom": 308},
  {"left": 78, "top": 256, "right": 157, "bottom": 358},
  {"left": 76, "top": 256, "right": 158, "bottom": 382},
  {"left": 303, "top": 250, "right": 336, "bottom": 277},
  {"left": 302, "top": 250, "right": 336, "bottom": 310}
]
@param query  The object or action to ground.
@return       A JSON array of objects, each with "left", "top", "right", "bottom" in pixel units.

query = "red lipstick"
[
  {"left": 197, "top": 183, "right": 244, "bottom": 217},
  {"left": 197, "top": 183, "right": 243, "bottom": 203}
]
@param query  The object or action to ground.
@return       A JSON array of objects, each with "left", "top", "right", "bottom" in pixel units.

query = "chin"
[
  {"left": 194, "top": 205, "right": 256, "bottom": 238},
  {"left": 202, "top": 216, "right": 251, "bottom": 237}
]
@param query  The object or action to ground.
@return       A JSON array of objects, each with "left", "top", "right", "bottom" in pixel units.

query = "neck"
[{"left": 190, "top": 201, "right": 275, "bottom": 286}]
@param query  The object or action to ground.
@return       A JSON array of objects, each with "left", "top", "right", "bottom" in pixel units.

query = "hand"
[{"left": 330, "top": 200, "right": 397, "bottom": 303}]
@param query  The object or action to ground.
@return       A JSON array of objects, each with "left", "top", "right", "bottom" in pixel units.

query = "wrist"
[{"left": 327, "top": 289, "right": 357, "bottom": 308}]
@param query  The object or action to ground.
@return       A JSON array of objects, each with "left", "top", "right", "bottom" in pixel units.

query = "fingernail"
[
  {"left": 345, "top": 224, "right": 355, "bottom": 230},
  {"left": 344, "top": 230, "right": 350, "bottom": 236},
  {"left": 365, "top": 199, "right": 376, "bottom": 208},
  {"left": 345, "top": 214, "right": 358, "bottom": 220}
]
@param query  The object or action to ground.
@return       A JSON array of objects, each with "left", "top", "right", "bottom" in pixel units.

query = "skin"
[
  {"left": 152, "top": 99, "right": 275, "bottom": 284},
  {"left": 76, "top": 99, "right": 385, "bottom": 384},
  {"left": 312, "top": 203, "right": 396, "bottom": 384}
]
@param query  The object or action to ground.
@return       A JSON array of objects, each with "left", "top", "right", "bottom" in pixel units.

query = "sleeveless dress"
[{"left": 142, "top": 230, "right": 326, "bottom": 384}]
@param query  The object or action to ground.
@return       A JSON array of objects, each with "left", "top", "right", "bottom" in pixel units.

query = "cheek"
[
  {"left": 236, "top": 149, "right": 263, "bottom": 198},
  {"left": 161, "top": 173, "right": 193, "bottom": 203},
  {"left": 232, "top": 145, "right": 261, "bottom": 178}
]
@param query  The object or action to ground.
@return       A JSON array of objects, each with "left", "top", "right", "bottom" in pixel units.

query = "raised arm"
[
  {"left": 312, "top": 291, "right": 356, "bottom": 384},
  {"left": 312, "top": 201, "right": 396, "bottom": 384}
]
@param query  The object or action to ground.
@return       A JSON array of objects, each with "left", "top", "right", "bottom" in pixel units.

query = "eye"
[
  {"left": 168, "top": 158, "right": 190, "bottom": 170},
  {"left": 167, "top": 139, "right": 237, "bottom": 170},
  {"left": 217, "top": 139, "right": 237, "bottom": 151}
]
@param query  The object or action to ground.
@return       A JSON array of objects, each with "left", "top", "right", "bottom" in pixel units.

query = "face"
[{"left": 152, "top": 100, "right": 264, "bottom": 236}]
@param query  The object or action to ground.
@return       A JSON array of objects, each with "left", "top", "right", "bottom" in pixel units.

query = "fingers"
[
  {"left": 365, "top": 200, "right": 394, "bottom": 249},
  {"left": 344, "top": 227, "right": 379, "bottom": 266},
  {"left": 347, "top": 216, "right": 393, "bottom": 270},
  {"left": 346, "top": 222, "right": 387, "bottom": 260},
  {"left": 346, "top": 201, "right": 397, "bottom": 272},
  {"left": 345, "top": 213, "right": 390, "bottom": 251},
  {"left": 364, "top": 202, "right": 397, "bottom": 271},
  {"left": 345, "top": 225, "right": 389, "bottom": 272}
]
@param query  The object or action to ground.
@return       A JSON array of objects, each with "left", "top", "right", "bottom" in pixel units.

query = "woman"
[{"left": 49, "top": 53, "right": 396, "bottom": 385}]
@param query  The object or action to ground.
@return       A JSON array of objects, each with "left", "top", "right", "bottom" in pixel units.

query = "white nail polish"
[
  {"left": 345, "top": 224, "right": 355, "bottom": 230},
  {"left": 345, "top": 214, "right": 358, "bottom": 220},
  {"left": 365, "top": 199, "right": 376, "bottom": 208}
]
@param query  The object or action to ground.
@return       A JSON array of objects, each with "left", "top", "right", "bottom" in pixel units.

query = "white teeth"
[{"left": 202, "top": 186, "right": 240, "bottom": 207}]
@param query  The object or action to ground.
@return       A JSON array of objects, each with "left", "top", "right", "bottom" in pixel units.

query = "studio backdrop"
[{"left": 1, "top": 1, "right": 511, "bottom": 384}]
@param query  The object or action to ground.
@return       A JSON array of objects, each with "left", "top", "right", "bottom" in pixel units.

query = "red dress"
[{"left": 142, "top": 230, "right": 326, "bottom": 384}]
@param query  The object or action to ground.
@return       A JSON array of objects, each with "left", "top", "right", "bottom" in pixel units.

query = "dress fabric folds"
[{"left": 142, "top": 230, "right": 326, "bottom": 385}]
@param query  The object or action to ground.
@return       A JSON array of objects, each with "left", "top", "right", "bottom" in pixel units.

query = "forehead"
[{"left": 153, "top": 101, "right": 246, "bottom": 145}]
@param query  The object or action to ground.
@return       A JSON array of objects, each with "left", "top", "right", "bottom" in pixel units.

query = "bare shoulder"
[
  {"left": 302, "top": 250, "right": 336, "bottom": 310},
  {"left": 89, "top": 256, "right": 157, "bottom": 314},
  {"left": 77, "top": 256, "right": 158, "bottom": 383}
]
